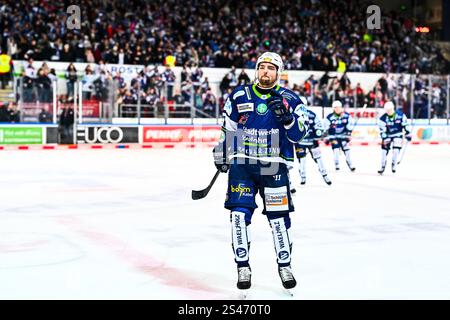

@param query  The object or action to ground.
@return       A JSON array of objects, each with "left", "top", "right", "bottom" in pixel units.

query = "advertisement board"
[
  {"left": 77, "top": 126, "right": 139, "bottom": 144},
  {"left": 142, "top": 125, "right": 221, "bottom": 143},
  {"left": 0, "top": 127, "right": 43, "bottom": 144}
]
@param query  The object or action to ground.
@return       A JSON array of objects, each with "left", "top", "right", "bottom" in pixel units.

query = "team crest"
[{"left": 256, "top": 103, "right": 268, "bottom": 115}]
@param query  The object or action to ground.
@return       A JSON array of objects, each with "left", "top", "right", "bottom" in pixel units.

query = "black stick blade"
[
  {"left": 191, "top": 170, "right": 221, "bottom": 201},
  {"left": 192, "top": 189, "right": 209, "bottom": 200}
]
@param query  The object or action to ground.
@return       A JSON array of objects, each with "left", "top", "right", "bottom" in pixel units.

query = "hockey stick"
[
  {"left": 191, "top": 169, "right": 221, "bottom": 200},
  {"left": 397, "top": 140, "right": 409, "bottom": 165},
  {"left": 397, "top": 107, "right": 420, "bottom": 165},
  {"left": 352, "top": 103, "right": 368, "bottom": 127}
]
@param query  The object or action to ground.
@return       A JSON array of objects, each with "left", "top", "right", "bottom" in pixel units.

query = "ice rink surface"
[{"left": 0, "top": 144, "right": 449, "bottom": 300}]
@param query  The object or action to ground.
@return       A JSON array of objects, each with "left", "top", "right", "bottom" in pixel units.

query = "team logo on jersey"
[
  {"left": 237, "top": 103, "right": 254, "bottom": 113},
  {"left": 256, "top": 103, "right": 268, "bottom": 115}
]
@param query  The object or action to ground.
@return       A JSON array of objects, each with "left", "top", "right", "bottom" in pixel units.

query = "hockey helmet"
[
  {"left": 254, "top": 52, "right": 284, "bottom": 85},
  {"left": 332, "top": 100, "right": 343, "bottom": 114},
  {"left": 384, "top": 101, "right": 395, "bottom": 115}
]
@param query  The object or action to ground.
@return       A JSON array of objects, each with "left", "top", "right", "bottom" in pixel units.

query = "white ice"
[{"left": 0, "top": 144, "right": 449, "bottom": 300}]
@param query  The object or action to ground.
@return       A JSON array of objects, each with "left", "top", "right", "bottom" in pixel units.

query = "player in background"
[
  {"left": 293, "top": 97, "right": 332, "bottom": 186},
  {"left": 377, "top": 101, "right": 412, "bottom": 174},
  {"left": 212, "top": 52, "right": 309, "bottom": 293},
  {"left": 323, "top": 100, "right": 355, "bottom": 171}
]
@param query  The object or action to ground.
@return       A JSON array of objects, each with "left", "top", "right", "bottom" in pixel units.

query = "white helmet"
[
  {"left": 254, "top": 52, "right": 284, "bottom": 85},
  {"left": 332, "top": 100, "right": 343, "bottom": 114},
  {"left": 384, "top": 101, "right": 395, "bottom": 114}
]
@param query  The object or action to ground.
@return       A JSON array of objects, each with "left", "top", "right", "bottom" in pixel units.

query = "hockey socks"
[{"left": 231, "top": 211, "right": 251, "bottom": 267}]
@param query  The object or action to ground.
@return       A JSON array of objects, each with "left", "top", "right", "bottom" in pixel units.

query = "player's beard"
[{"left": 258, "top": 76, "right": 276, "bottom": 88}]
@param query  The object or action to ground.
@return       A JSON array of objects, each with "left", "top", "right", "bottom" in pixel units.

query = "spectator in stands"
[
  {"left": 237, "top": 69, "right": 251, "bottom": 86},
  {"left": 65, "top": 63, "right": 78, "bottom": 101},
  {"left": 7, "top": 102, "right": 20, "bottom": 123},
  {"left": 58, "top": 104, "right": 74, "bottom": 144},
  {"left": 38, "top": 108, "right": 52, "bottom": 123},
  {"left": 0, "top": 50, "right": 13, "bottom": 89},
  {"left": 0, "top": 103, "right": 9, "bottom": 122},
  {"left": 202, "top": 88, "right": 217, "bottom": 117},
  {"left": 162, "top": 65, "right": 176, "bottom": 101},
  {"left": 36, "top": 68, "right": 52, "bottom": 103},
  {"left": 22, "top": 57, "right": 37, "bottom": 102},
  {"left": 82, "top": 65, "right": 96, "bottom": 100}
]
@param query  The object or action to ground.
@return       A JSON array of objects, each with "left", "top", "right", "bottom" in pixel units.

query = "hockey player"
[
  {"left": 294, "top": 98, "right": 332, "bottom": 186},
  {"left": 377, "top": 101, "right": 412, "bottom": 174},
  {"left": 212, "top": 52, "right": 309, "bottom": 293},
  {"left": 323, "top": 100, "right": 355, "bottom": 171}
]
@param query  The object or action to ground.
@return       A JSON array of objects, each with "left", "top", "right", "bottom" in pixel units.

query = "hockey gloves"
[
  {"left": 405, "top": 133, "right": 412, "bottom": 141},
  {"left": 213, "top": 146, "right": 230, "bottom": 173},
  {"left": 268, "top": 90, "right": 294, "bottom": 126}
]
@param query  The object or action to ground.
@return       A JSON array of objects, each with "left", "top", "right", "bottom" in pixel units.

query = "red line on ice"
[{"left": 56, "top": 216, "right": 224, "bottom": 298}]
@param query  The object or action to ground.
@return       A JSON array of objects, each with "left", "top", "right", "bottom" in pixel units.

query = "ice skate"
[
  {"left": 378, "top": 166, "right": 385, "bottom": 175},
  {"left": 300, "top": 176, "right": 306, "bottom": 185},
  {"left": 346, "top": 161, "right": 355, "bottom": 172},
  {"left": 322, "top": 174, "right": 332, "bottom": 185},
  {"left": 391, "top": 162, "right": 397, "bottom": 173},
  {"left": 278, "top": 265, "right": 296, "bottom": 295},
  {"left": 237, "top": 266, "right": 251, "bottom": 290}
]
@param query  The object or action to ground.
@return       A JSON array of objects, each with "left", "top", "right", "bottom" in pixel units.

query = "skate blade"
[
  {"left": 238, "top": 290, "right": 250, "bottom": 300},
  {"left": 284, "top": 288, "right": 295, "bottom": 297}
]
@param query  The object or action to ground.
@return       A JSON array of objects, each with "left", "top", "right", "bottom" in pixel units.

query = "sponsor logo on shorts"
[
  {"left": 265, "top": 187, "right": 289, "bottom": 211},
  {"left": 266, "top": 194, "right": 288, "bottom": 206},
  {"left": 231, "top": 184, "right": 252, "bottom": 198}
]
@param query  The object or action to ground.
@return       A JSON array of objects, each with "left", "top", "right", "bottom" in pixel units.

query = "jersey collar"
[{"left": 252, "top": 84, "right": 281, "bottom": 99}]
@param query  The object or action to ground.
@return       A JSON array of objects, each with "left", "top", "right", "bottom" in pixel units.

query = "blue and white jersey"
[
  {"left": 219, "top": 84, "right": 309, "bottom": 164},
  {"left": 296, "top": 109, "right": 324, "bottom": 147},
  {"left": 378, "top": 110, "right": 411, "bottom": 139},
  {"left": 323, "top": 112, "right": 354, "bottom": 138}
]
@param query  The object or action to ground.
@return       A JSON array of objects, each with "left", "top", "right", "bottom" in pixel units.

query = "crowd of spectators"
[
  {"left": 1, "top": 0, "right": 448, "bottom": 75},
  {"left": 11, "top": 57, "right": 450, "bottom": 121}
]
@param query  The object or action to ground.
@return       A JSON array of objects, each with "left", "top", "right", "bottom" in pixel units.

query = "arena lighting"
[{"left": 416, "top": 26, "right": 430, "bottom": 33}]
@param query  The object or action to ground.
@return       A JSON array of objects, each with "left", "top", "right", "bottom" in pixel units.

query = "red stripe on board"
[
  {"left": 43, "top": 145, "right": 55, "bottom": 150},
  {"left": 91, "top": 145, "right": 103, "bottom": 149},
  {"left": 429, "top": 141, "right": 439, "bottom": 145},
  {"left": 0, "top": 146, "right": 4, "bottom": 150},
  {"left": 164, "top": 145, "right": 175, "bottom": 148},
  {"left": 412, "top": 141, "right": 421, "bottom": 145},
  {"left": 68, "top": 145, "right": 78, "bottom": 149},
  {"left": 18, "top": 146, "right": 29, "bottom": 150},
  {"left": 360, "top": 142, "right": 369, "bottom": 146}
]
